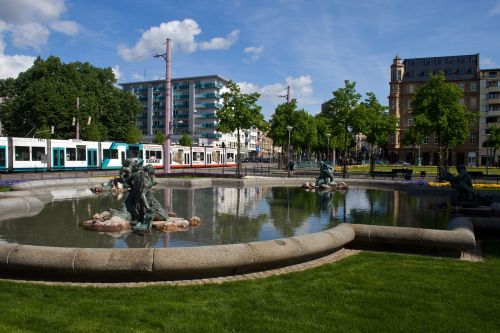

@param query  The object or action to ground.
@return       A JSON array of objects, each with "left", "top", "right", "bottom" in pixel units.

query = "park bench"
[{"left": 392, "top": 169, "right": 413, "bottom": 180}]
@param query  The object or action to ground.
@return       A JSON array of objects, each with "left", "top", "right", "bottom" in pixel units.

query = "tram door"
[
  {"left": 184, "top": 151, "right": 190, "bottom": 165},
  {"left": 0, "top": 146, "right": 6, "bottom": 169},
  {"left": 52, "top": 147, "right": 65, "bottom": 167},
  {"left": 87, "top": 149, "right": 97, "bottom": 168}
]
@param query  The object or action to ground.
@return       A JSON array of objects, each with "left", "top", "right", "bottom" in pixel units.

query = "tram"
[{"left": 0, "top": 137, "right": 237, "bottom": 172}]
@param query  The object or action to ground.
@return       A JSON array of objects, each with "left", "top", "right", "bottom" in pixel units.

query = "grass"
[
  {"left": 1, "top": 242, "right": 500, "bottom": 332},
  {"left": 0, "top": 186, "right": 10, "bottom": 192}
]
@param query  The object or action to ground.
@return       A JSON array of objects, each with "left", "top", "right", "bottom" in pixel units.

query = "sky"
[{"left": 1, "top": 0, "right": 500, "bottom": 119}]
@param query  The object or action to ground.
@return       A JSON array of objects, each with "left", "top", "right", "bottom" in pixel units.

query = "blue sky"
[{"left": 1, "top": 0, "right": 500, "bottom": 118}]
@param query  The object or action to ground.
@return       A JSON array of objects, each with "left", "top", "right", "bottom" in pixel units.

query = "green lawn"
[
  {"left": 1, "top": 242, "right": 499, "bottom": 332},
  {"left": 0, "top": 186, "right": 10, "bottom": 192}
]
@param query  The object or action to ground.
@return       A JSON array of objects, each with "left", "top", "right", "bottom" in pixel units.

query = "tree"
[
  {"left": 402, "top": 124, "right": 425, "bottom": 165},
  {"left": 320, "top": 80, "right": 363, "bottom": 177},
  {"left": 178, "top": 133, "right": 192, "bottom": 146},
  {"left": 153, "top": 132, "right": 166, "bottom": 145},
  {"left": 360, "top": 92, "right": 397, "bottom": 173},
  {"left": 269, "top": 100, "right": 317, "bottom": 164},
  {"left": 124, "top": 125, "right": 142, "bottom": 144},
  {"left": 410, "top": 73, "right": 474, "bottom": 168},
  {"left": 0, "top": 56, "right": 142, "bottom": 141},
  {"left": 484, "top": 126, "right": 500, "bottom": 167},
  {"left": 217, "top": 80, "right": 268, "bottom": 176}
]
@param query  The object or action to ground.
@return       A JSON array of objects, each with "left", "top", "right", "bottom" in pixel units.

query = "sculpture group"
[
  {"left": 302, "top": 162, "right": 348, "bottom": 191},
  {"left": 82, "top": 159, "right": 200, "bottom": 233}
]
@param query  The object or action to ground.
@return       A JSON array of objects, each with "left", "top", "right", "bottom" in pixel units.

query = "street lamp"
[
  {"left": 326, "top": 133, "right": 331, "bottom": 163},
  {"left": 286, "top": 125, "right": 293, "bottom": 177}
]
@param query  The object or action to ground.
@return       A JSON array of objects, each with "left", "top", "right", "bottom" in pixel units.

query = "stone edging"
[
  {"left": 350, "top": 217, "right": 476, "bottom": 250},
  {"left": 0, "top": 224, "right": 355, "bottom": 282}
]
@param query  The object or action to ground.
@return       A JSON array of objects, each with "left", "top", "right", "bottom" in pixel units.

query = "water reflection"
[{"left": 0, "top": 186, "right": 449, "bottom": 248}]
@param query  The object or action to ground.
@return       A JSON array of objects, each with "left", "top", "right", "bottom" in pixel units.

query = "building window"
[
  {"left": 435, "top": 59, "right": 441, "bottom": 65},
  {"left": 424, "top": 135, "right": 429, "bottom": 144},
  {"left": 446, "top": 58, "right": 453, "bottom": 64},
  {"left": 471, "top": 82, "right": 477, "bottom": 92},
  {"left": 469, "top": 133, "right": 476, "bottom": 144},
  {"left": 470, "top": 56, "right": 477, "bottom": 63},
  {"left": 459, "top": 67, "right": 465, "bottom": 75},
  {"left": 397, "top": 70, "right": 402, "bottom": 81},
  {"left": 408, "top": 84, "right": 415, "bottom": 93},
  {"left": 458, "top": 82, "right": 465, "bottom": 91},
  {"left": 424, "top": 59, "right": 430, "bottom": 65},
  {"left": 470, "top": 97, "right": 477, "bottom": 110},
  {"left": 408, "top": 113, "right": 413, "bottom": 126},
  {"left": 434, "top": 135, "right": 439, "bottom": 144},
  {"left": 408, "top": 100, "right": 412, "bottom": 110},
  {"left": 459, "top": 57, "right": 465, "bottom": 63}
]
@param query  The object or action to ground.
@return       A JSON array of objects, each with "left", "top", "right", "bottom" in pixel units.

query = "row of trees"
[
  {"left": 0, "top": 56, "right": 143, "bottom": 143},
  {"left": 216, "top": 80, "right": 396, "bottom": 176}
]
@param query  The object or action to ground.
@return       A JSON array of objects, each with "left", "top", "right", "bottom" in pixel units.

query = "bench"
[{"left": 392, "top": 169, "right": 413, "bottom": 180}]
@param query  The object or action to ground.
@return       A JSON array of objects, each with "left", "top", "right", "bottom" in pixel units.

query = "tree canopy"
[
  {"left": 0, "top": 56, "right": 143, "bottom": 141},
  {"left": 217, "top": 80, "right": 268, "bottom": 175},
  {"left": 320, "top": 80, "right": 364, "bottom": 176},
  {"left": 178, "top": 133, "right": 192, "bottom": 146},
  {"left": 410, "top": 73, "right": 474, "bottom": 167}
]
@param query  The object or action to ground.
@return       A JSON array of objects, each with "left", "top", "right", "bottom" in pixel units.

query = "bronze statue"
[
  {"left": 316, "top": 162, "right": 334, "bottom": 186},
  {"left": 111, "top": 160, "right": 168, "bottom": 231},
  {"left": 439, "top": 165, "right": 492, "bottom": 208}
]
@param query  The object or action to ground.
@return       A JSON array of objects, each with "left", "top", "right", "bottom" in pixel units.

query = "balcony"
[
  {"left": 487, "top": 98, "right": 500, "bottom": 105},
  {"left": 174, "top": 94, "right": 189, "bottom": 99},
  {"left": 195, "top": 92, "right": 222, "bottom": 99},
  {"left": 196, "top": 102, "right": 223, "bottom": 109},
  {"left": 201, "top": 112, "right": 216, "bottom": 119},
  {"left": 173, "top": 84, "right": 189, "bottom": 89}
]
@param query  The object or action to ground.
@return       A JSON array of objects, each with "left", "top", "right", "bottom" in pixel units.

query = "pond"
[{"left": 0, "top": 186, "right": 450, "bottom": 248}]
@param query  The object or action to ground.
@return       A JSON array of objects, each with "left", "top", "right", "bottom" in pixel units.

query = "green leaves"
[
  {"left": 409, "top": 73, "right": 473, "bottom": 165},
  {"left": 178, "top": 133, "right": 192, "bottom": 146},
  {"left": 0, "top": 56, "right": 142, "bottom": 141}
]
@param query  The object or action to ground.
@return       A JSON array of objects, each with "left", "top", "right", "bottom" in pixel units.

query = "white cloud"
[
  {"left": 0, "top": 0, "right": 79, "bottom": 78},
  {"left": 244, "top": 45, "right": 263, "bottom": 61},
  {"left": 118, "top": 19, "right": 239, "bottom": 61},
  {"left": 10, "top": 23, "right": 50, "bottom": 50},
  {"left": 0, "top": 25, "right": 35, "bottom": 78},
  {"left": 0, "top": 0, "right": 67, "bottom": 24},
  {"left": 481, "top": 57, "right": 498, "bottom": 68},
  {"left": 112, "top": 65, "right": 121, "bottom": 81},
  {"left": 50, "top": 20, "right": 80, "bottom": 36},
  {"left": 0, "top": 53, "right": 35, "bottom": 78},
  {"left": 199, "top": 29, "right": 239, "bottom": 50},
  {"left": 489, "top": 2, "right": 500, "bottom": 15},
  {"left": 238, "top": 75, "right": 315, "bottom": 104}
]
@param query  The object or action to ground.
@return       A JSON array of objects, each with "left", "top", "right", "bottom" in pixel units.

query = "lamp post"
[
  {"left": 154, "top": 38, "right": 172, "bottom": 174},
  {"left": 286, "top": 125, "right": 293, "bottom": 177},
  {"left": 326, "top": 133, "right": 331, "bottom": 163},
  {"left": 486, "top": 134, "right": 491, "bottom": 175},
  {"left": 221, "top": 141, "right": 226, "bottom": 175}
]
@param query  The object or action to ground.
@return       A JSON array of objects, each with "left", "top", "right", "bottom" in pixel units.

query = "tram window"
[
  {"left": 103, "top": 149, "right": 118, "bottom": 159},
  {"left": 31, "top": 147, "right": 45, "bottom": 161},
  {"left": 0, "top": 148, "right": 5, "bottom": 167},
  {"left": 146, "top": 150, "right": 152, "bottom": 159},
  {"left": 77, "top": 145, "right": 86, "bottom": 161},
  {"left": 15, "top": 146, "right": 30, "bottom": 161},
  {"left": 156, "top": 151, "right": 162, "bottom": 159},
  {"left": 128, "top": 146, "right": 139, "bottom": 158},
  {"left": 66, "top": 148, "right": 76, "bottom": 161}
]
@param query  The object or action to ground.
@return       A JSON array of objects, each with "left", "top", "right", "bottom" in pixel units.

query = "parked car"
[{"left": 395, "top": 161, "right": 411, "bottom": 167}]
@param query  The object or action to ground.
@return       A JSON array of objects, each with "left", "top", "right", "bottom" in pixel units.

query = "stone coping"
[
  {"left": 0, "top": 224, "right": 355, "bottom": 282},
  {"left": 350, "top": 217, "right": 476, "bottom": 250},
  {"left": 0, "top": 176, "right": 481, "bottom": 282}
]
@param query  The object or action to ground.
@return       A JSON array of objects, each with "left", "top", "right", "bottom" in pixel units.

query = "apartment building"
[
  {"left": 480, "top": 69, "right": 500, "bottom": 165},
  {"left": 121, "top": 75, "right": 242, "bottom": 149},
  {"left": 388, "top": 54, "right": 480, "bottom": 166}
]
